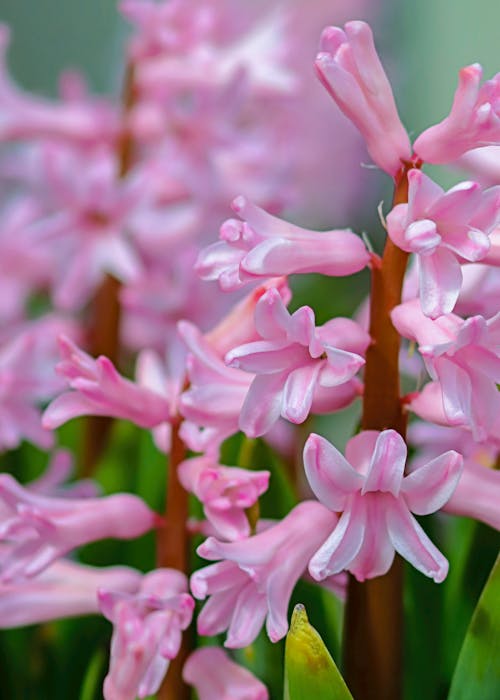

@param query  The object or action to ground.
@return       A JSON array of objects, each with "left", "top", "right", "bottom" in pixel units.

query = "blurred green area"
[{"left": 0, "top": 1, "right": 499, "bottom": 699}]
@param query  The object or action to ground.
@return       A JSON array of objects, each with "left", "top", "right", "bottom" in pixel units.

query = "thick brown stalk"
[
  {"left": 82, "top": 67, "right": 135, "bottom": 475},
  {"left": 157, "top": 418, "right": 191, "bottom": 700},
  {"left": 342, "top": 163, "right": 418, "bottom": 700}
]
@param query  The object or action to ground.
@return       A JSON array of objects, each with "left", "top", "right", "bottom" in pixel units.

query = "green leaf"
[
  {"left": 284, "top": 604, "right": 353, "bottom": 700},
  {"left": 448, "top": 553, "right": 500, "bottom": 700}
]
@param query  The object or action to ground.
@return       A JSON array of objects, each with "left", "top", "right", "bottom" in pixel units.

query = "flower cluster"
[{"left": 0, "top": 5, "right": 499, "bottom": 700}]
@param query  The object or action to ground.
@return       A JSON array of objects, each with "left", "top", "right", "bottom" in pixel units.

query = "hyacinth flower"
[
  {"left": 304, "top": 430, "right": 463, "bottom": 582},
  {"left": 414, "top": 64, "right": 500, "bottom": 164},
  {"left": 315, "top": 21, "right": 412, "bottom": 177},
  {"left": 98, "top": 568, "right": 194, "bottom": 700},
  {"left": 0, "top": 474, "right": 156, "bottom": 582},
  {"left": 43, "top": 335, "right": 171, "bottom": 431},
  {"left": 183, "top": 647, "right": 269, "bottom": 700},
  {"left": 17, "top": 449, "right": 99, "bottom": 503},
  {"left": 196, "top": 195, "right": 369, "bottom": 291},
  {"left": 408, "top": 422, "right": 500, "bottom": 531},
  {"left": 178, "top": 456, "right": 270, "bottom": 540},
  {"left": 392, "top": 299, "right": 500, "bottom": 441},
  {"left": 0, "top": 25, "right": 119, "bottom": 145},
  {"left": 0, "top": 325, "right": 72, "bottom": 452},
  {"left": 225, "top": 288, "right": 369, "bottom": 437},
  {"left": 28, "top": 146, "right": 144, "bottom": 311},
  {"left": 191, "top": 501, "right": 338, "bottom": 647},
  {"left": 386, "top": 169, "right": 500, "bottom": 318},
  {"left": 177, "top": 320, "right": 254, "bottom": 454},
  {"left": 0, "top": 556, "right": 141, "bottom": 628}
]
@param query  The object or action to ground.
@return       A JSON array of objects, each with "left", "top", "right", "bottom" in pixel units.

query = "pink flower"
[
  {"left": 24, "top": 449, "right": 99, "bottom": 500},
  {"left": 178, "top": 320, "right": 253, "bottom": 454},
  {"left": 408, "top": 422, "right": 500, "bottom": 531},
  {"left": 304, "top": 430, "right": 463, "bottom": 582},
  {"left": 98, "top": 568, "right": 194, "bottom": 700},
  {"left": 29, "top": 146, "right": 143, "bottom": 311},
  {"left": 196, "top": 195, "right": 369, "bottom": 291},
  {"left": 43, "top": 336, "right": 171, "bottom": 431},
  {"left": 183, "top": 647, "right": 268, "bottom": 700},
  {"left": 0, "top": 474, "right": 156, "bottom": 582},
  {"left": 387, "top": 170, "right": 500, "bottom": 318},
  {"left": 191, "top": 501, "right": 338, "bottom": 647},
  {"left": 0, "top": 557, "right": 141, "bottom": 628},
  {"left": 414, "top": 65, "right": 500, "bottom": 164},
  {"left": 178, "top": 456, "right": 270, "bottom": 540},
  {"left": 315, "top": 21, "right": 411, "bottom": 176},
  {"left": 225, "top": 289, "right": 368, "bottom": 437},
  {"left": 392, "top": 300, "right": 500, "bottom": 441}
]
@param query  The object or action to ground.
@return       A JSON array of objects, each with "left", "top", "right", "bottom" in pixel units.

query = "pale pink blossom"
[
  {"left": 0, "top": 322, "right": 75, "bottom": 452},
  {"left": 24, "top": 449, "right": 99, "bottom": 500},
  {"left": 315, "top": 21, "right": 411, "bottom": 176},
  {"left": 28, "top": 146, "right": 143, "bottom": 311},
  {"left": 43, "top": 335, "right": 171, "bottom": 431},
  {"left": 304, "top": 430, "right": 463, "bottom": 582},
  {"left": 387, "top": 169, "right": 500, "bottom": 317},
  {"left": 0, "top": 474, "right": 156, "bottom": 582},
  {"left": 225, "top": 289, "right": 368, "bottom": 437},
  {"left": 414, "top": 65, "right": 500, "bottom": 164},
  {"left": 392, "top": 300, "right": 500, "bottom": 440},
  {"left": 98, "top": 568, "right": 194, "bottom": 700},
  {"left": 0, "top": 557, "right": 141, "bottom": 628},
  {"left": 183, "top": 647, "right": 268, "bottom": 700},
  {"left": 191, "top": 501, "right": 338, "bottom": 647},
  {"left": 454, "top": 263, "right": 500, "bottom": 318},
  {"left": 178, "top": 456, "right": 270, "bottom": 540},
  {"left": 0, "top": 26, "right": 118, "bottom": 145},
  {"left": 196, "top": 195, "right": 369, "bottom": 291},
  {"left": 409, "top": 422, "right": 500, "bottom": 531},
  {"left": 460, "top": 146, "right": 500, "bottom": 188},
  {"left": 178, "top": 320, "right": 253, "bottom": 454},
  {"left": 0, "top": 198, "right": 52, "bottom": 324}
]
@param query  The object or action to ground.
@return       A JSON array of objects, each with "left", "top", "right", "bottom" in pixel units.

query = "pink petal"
[
  {"left": 386, "top": 500, "right": 449, "bottom": 582},
  {"left": 303, "top": 433, "right": 362, "bottom": 511},
  {"left": 419, "top": 248, "right": 462, "bottom": 318},
  {"left": 362, "top": 429, "right": 407, "bottom": 496},
  {"left": 402, "top": 451, "right": 463, "bottom": 514}
]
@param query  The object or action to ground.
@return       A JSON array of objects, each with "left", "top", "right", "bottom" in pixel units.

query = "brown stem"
[
  {"left": 81, "top": 67, "right": 136, "bottom": 476},
  {"left": 157, "top": 418, "right": 191, "bottom": 700},
  {"left": 342, "top": 162, "right": 419, "bottom": 700}
]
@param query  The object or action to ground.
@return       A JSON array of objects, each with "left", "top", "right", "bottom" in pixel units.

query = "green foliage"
[
  {"left": 448, "top": 554, "right": 500, "bottom": 700},
  {"left": 284, "top": 604, "right": 353, "bottom": 700}
]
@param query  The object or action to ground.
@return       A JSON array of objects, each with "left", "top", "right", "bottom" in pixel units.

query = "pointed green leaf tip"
[
  {"left": 284, "top": 604, "right": 353, "bottom": 700},
  {"left": 448, "top": 554, "right": 500, "bottom": 700}
]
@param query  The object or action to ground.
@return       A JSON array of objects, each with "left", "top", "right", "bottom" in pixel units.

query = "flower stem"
[
  {"left": 342, "top": 162, "right": 418, "bottom": 700},
  {"left": 81, "top": 66, "right": 136, "bottom": 476},
  {"left": 157, "top": 418, "right": 191, "bottom": 700}
]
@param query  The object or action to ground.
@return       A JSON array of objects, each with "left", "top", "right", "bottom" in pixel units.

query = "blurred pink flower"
[
  {"left": 0, "top": 474, "right": 156, "bottom": 582},
  {"left": 183, "top": 647, "right": 268, "bottom": 700},
  {"left": 304, "top": 430, "right": 462, "bottom": 582},
  {"left": 414, "top": 65, "right": 500, "bottom": 164},
  {"left": 0, "top": 557, "right": 141, "bottom": 628},
  {"left": 99, "top": 569, "right": 194, "bottom": 700}
]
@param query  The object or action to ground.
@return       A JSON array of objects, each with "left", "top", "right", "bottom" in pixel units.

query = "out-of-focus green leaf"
[
  {"left": 79, "top": 647, "right": 105, "bottom": 700},
  {"left": 284, "top": 604, "right": 353, "bottom": 700},
  {"left": 448, "top": 553, "right": 500, "bottom": 700}
]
